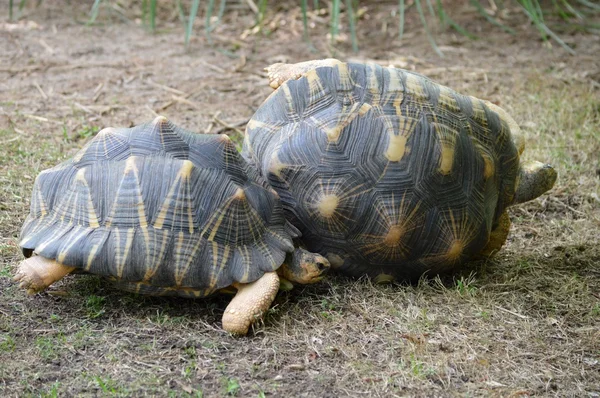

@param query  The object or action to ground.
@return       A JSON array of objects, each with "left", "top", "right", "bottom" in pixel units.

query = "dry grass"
[{"left": 1, "top": 2, "right": 599, "bottom": 397}]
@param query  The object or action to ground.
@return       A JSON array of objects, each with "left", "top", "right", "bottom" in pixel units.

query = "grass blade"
[
  {"left": 330, "top": 0, "right": 340, "bottom": 44},
  {"left": 9, "top": 0, "right": 14, "bottom": 20},
  {"left": 88, "top": 0, "right": 102, "bottom": 24},
  {"left": 301, "top": 0, "right": 310, "bottom": 42},
  {"left": 345, "top": 0, "right": 358, "bottom": 52},
  {"left": 519, "top": 0, "right": 576, "bottom": 54},
  {"left": 185, "top": 0, "right": 201, "bottom": 49},
  {"left": 415, "top": 0, "right": 443, "bottom": 57},
  {"left": 469, "top": 0, "right": 515, "bottom": 34},
  {"left": 398, "top": 0, "right": 405, "bottom": 39},
  {"left": 205, "top": 0, "right": 215, "bottom": 41},
  {"left": 437, "top": 0, "right": 477, "bottom": 39},
  {"left": 577, "top": 0, "right": 600, "bottom": 11},
  {"left": 314, "top": 0, "right": 319, "bottom": 9},
  {"left": 149, "top": 0, "right": 157, "bottom": 32}
]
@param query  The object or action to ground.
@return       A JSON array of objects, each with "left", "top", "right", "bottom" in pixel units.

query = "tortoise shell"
[
  {"left": 243, "top": 62, "right": 520, "bottom": 280},
  {"left": 20, "top": 117, "right": 298, "bottom": 296}
]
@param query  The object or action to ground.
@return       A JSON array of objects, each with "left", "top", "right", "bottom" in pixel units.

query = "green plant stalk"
[
  {"left": 469, "top": 0, "right": 515, "bottom": 34},
  {"left": 330, "top": 0, "right": 340, "bottom": 44},
  {"left": 149, "top": 0, "right": 157, "bottom": 32},
  {"left": 415, "top": 0, "right": 443, "bottom": 57},
  {"left": 345, "top": 0, "right": 358, "bottom": 52},
  {"left": 185, "top": 0, "right": 201, "bottom": 49},
  {"left": 301, "top": 0, "right": 310, "bottom": 42},
  {"left": 437, "top": 0, "right": 477, "bottom": 39},
  {"left": 89, "top": 0, "right": 102, "bottom": 24},
  {"left": 519, "top": 0, "right": 576, "bottom": 54},
  {"left": 577, "top": 0, "right": 600, "bottom": 11},
  {"left": 398, "top": 0, "right": 405, "bottom": 39},
  {"left": 205, "top": 0, "right": 215, "bottom": 41}
]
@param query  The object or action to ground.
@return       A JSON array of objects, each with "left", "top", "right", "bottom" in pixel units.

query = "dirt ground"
[{"left": 1, "top": 1, "right": 599, "bottom": 397}]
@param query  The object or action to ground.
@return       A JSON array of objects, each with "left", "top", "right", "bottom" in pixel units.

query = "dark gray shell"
[
  {"left": 243, "top": 62, "right": 520, "bottom": 280},
  {"left": 20, "top": 117, "right": 298, "bottom": 296}
]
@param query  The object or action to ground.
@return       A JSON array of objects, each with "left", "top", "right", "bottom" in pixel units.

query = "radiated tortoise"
[
  {"left": 14, "top": 116, "right": 330, "bottom": 335},
  {"left": 243, "top": 59, "right": 557, "bottom": 281}
]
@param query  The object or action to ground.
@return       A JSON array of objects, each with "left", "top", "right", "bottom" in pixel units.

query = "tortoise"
[
  {"left": 14, "top": 116, "right": 330, "bottom": 335},
  {"left": 242, "top": 59, "right": 557, "bottom": 281}
]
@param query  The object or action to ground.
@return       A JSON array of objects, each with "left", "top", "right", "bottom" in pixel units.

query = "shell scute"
[{"left": 21, "top": 118, "right": 294, "bottom": 295}]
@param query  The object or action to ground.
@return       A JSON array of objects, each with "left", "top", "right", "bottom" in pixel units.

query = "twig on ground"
[
  {"left": 213, "top": 116, "right": 246, "bottom": 136},
  {"left": 214, "top": 118, "right": 249, "bottom": 135},
  {"left": 171, "top": 95, "right": 201, "bottom": 110},
  {"left": 146, "top": 79, "right": 186, "bottom": 96},
  {"left": 205, "top": 111, "right": 221, "bottom": 133},
  {"left": 24, "top": 114, "right": 62, "bottom": 125},
  {"left": 33, "top": 82, "right": 48, "bottom": 100},
  {"left": 495, "top": 305, "right": 529, "bottom": 319}
]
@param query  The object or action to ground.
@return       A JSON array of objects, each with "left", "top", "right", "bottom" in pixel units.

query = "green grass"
[{"left": 8, "top": 1, "right": 599, "bottom": 54}]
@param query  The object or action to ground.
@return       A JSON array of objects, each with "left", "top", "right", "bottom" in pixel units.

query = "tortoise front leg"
[
  {"left": 265, "top": 59, "right": 343, "bottom": 89},
  {"left": 13, "top": 257, "right": 76, "bottom": 295},
  {"left": 221, "top": 271, "right": 280, "bottom": 335}
]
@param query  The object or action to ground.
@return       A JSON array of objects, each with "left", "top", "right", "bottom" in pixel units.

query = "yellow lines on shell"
[
  {"left": 268, "top": 150, "right": 287, "bottom": 179},
  {"left": 470, "top": 97, "right": 489, "bottom": 128},
  {"left": 173, "top": 230, "right": 208, "bottom": 287},
  {"left": 115, "top": 228, "right": 135, "bottom": 278},
  {"left": 335, "top": 62, "right": 353, "bottom": 91},
  {"left": 85, "top": 243, "right": 101, "bottom": 271},
  {"left": 366, "top": 63, "right": 382, "bottom": 104},
  {"left": 34, "top": 185, "right": 48, "bottom": 217},
  {"left": 431, "top": 209, "right": 480, "bottom": 266},
  {"left": 436, "top": 86, "right": 461, "bottom": 114},
  {"left": 433, "top": 123, "right": 458, "bottom": 175},
  {"left": 72, "top": 168, "right": 100, "bottom": 228},
  {"left": 405, "top": 73, "right": 427, "bottom": 100},
  {"left": 384, "top": 66, "right": 404, "bottom": 109},
  {"left": 359, "top": 193, "right": 421, "bottom": 261},
  {"left": 57, "top": 227, "right": 88, "bottom": 263},
  {"left": 281, "top": 83, "right": 295, "bottom": 116},
  {"left": 153, "top": 160, "right": 195, "bottom": 233},
  {"left": 142, "top": 229, "right": 169, "bottom": 281},
  {"left": 208, "top": 241, "right": 232, "bottom": 289},
  {"left": 305, "top": 68, "right": 326, "bottom": 101},
  {"left": 127, "top": 156, "right": 150, "bottom": 229},
  {"left": 385, "top": 117, "right": 416, "bottom": 162},
  {"left": 320, "top": 102, "right": 366, "bottom": 143}
]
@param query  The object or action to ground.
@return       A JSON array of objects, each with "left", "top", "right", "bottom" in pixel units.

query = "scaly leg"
[
  {"left": 221, "top": 271, "right": 280, "bottom": 335},
  {"left": 265, "top": 59, "right": 343, "bottom": 89},
  {"left": 13, "top": 256, "right": 75, "bottom": 295}
]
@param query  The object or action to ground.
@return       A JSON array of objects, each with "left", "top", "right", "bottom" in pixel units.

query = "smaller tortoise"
[
  {"left": 14, "top": 116, "right": 329, "bottom": 335},
  {"left": 243, "top": 59, "right": 557, "bottom": 281}
]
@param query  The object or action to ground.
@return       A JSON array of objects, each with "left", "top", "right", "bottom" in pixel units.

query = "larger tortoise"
[
  {"left": 243, "top": 59, "right": 557, "bottom": 281},
  {"left": 14, "top": 116, "right": 329, "bottom": 335}
]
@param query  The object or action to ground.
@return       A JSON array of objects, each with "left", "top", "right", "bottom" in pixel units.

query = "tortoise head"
[
  {"left": 279, "top": 248, "right": 330, "bottom": 285},
  {"left": 484, "top": 100, "right": 558, "bottom": 206}
]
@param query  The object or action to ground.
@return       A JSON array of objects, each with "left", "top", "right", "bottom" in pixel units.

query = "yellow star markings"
[
  {"left": 307, "top": 179, "right": 369, "bottom": 233},
  {"left": 424, "top": 209, "right": 481, "bottom": 267},
  {"left": 432, "top": 123, "right": 458, "bottom": 175},
  {"left": 356, "top": 193, "right": 421, "bottom": 261}
]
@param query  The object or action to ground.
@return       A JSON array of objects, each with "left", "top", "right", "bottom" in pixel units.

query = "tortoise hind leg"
[
  {"left": 266, "top": 59, "right": 342, "bottom": 89},
  {"left": 478, "top": 212, "right": 511, "bottom": 258},
  {"left": 14, "top": 257, "right": 76, "bottom": 295},
  {"left": 222, "top": 271, "right": 280, "bottom": 335}
]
